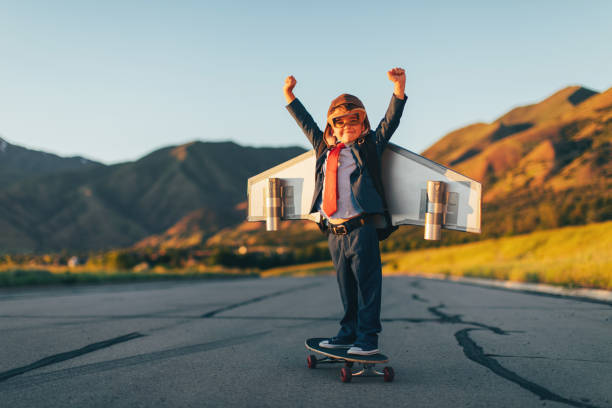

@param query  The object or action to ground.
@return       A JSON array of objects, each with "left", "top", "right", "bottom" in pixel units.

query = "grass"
[
  {"left": 260, "top": 260, "right": 334, "bottom": 278},
  {"left": 385, "top": 221, "right": 612, "bottom": 290},
  {"left": 3, "top": 222, "right": 610, "bottom": 290}
]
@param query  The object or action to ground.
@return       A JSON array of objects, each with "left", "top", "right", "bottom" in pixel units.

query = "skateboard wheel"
[
  {"left": 307, "top": 355, "right": 317, "bottom": 369},
  {"left": 344, "top": 361, "right": 354, "bottom": 368},
  {"left": 383, "top": 366, "right": 394, "bottom": 382},
  {"left": 340, "top": 367, "right": 352, "bottom": 383}
]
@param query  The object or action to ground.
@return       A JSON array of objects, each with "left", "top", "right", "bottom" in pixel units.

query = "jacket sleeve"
[
  {"left": 374, "top": 94, "right": 407, "bottom": 154},
  {"left": 286, "top": 98, "right": 324, "bottom": 149}
]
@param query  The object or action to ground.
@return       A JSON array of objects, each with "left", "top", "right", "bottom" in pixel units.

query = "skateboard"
[{"left": 305, "top": 338, "right": 394, "bottom": 382}]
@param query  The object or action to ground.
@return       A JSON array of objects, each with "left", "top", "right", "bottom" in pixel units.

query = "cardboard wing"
[
  {"left": 247, "top": 150, "right": 319, "bottom": 225},
  {"left": 382, "top": 144, "right": 481, "bottom": 234},
  {"left": 247, "top": 143, "right": 481, "bottom": 236}
]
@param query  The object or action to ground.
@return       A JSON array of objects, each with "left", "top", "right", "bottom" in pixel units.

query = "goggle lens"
[{"left": 333, "top": 115, "right": 361, "bottom": 128}]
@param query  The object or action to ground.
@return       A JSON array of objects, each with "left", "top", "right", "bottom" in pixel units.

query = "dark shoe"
[
  {"left": 347, "top": 345, "right": 379, "bottom": 355},
  {"left": 319, "top": 337, "right": 354, "bottom": 349}
]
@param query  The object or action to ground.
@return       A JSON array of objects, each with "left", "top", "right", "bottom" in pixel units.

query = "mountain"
[
  {"left": 414, "top": 85, "right": 611, "bottom": 239},
  {"left": 0, "top": 141, "right": 305, "bottom": 253},
  {"left": 133, "top": 206, "right": 244, "bottom": 249},
  {"left": 0, "top": 136, "right": 102, "bottom": 187},
  {"left": 423, "top": 86, "right": 611, "bottom": 202}
]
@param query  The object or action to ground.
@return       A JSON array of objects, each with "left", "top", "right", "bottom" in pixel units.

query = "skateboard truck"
[
  {"left": 341, "top": 362, "right": 394, "bottom": 383},
  {"left": 352, "top": 363, "right": 386, "bottom": 378},
  {"left": 308, "top": 354, "right": 394, "bottom": 383}
]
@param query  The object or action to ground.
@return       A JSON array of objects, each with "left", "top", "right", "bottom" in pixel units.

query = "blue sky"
[{"left": 0, "top": 1, "right": 610, "bottom": 164}]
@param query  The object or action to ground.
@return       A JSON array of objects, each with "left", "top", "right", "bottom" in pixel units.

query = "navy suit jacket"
[{"left": 286, "top": 94, "right": 407, "bottom": 216}]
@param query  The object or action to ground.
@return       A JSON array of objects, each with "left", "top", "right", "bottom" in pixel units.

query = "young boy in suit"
[{"left": 283, "top": 68, "right": 406, "bottom": 355}]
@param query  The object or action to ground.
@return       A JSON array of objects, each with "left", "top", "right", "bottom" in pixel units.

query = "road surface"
[{"left": 1, "top": 276, "right": 611, "bottom": 407}]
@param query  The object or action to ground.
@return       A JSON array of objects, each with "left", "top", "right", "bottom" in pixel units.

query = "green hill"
[{"left": 386, "top": 221, "right": 612, "bottom": 290}]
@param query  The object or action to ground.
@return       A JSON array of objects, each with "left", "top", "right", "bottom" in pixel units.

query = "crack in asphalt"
[
  {"left": 0, "top": 331, "right": 271, "bottom": 391},
  {"left": 416, "top": 299, "right": 604, "bottom": 408},
  {"left": 0, "top": 314, "right": 199, "bottom": 320},
  {"left": 200, "top": 281, "right": 323, "bottom": 318},
  {"left": 409, "top": 280, "right": 424, "bottom": 289},
  {"left": 428, "top": 304, "right": 508, "bottom": 334},
  {"left": 196, "top": 304, "right": 506, "bottom": 334},
  {"left": 206, "top": 315, "right": 338, "bottom": 321},
  {"left": 394, "top": 276, "right": 607, "bottom": 407},
  {"left": 0, "top": 332, "right": 145, "bottom": 383},
  {"left": 0, "top": 281, "right": 323, "bottom": 387},
  {"left": 456, "top": 328, "right": 602, "bottom": 408},
  {"left": 486, "top": 354, "right": 612, "bottom": 365}
]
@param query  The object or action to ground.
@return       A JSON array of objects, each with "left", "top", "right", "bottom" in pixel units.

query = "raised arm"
[
  {"left": 374, "top": 67, "right": 407, "bottom": 152},
  {"left": 284, "top": 75, "right": 324, "bottom": 149}
]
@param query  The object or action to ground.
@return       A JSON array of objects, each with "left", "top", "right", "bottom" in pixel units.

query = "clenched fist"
[
  {"left": 387, "top": 67, "right": 406, "bottom": 99},
  {"left": 284, "top": 75, "right": 297, "bottom": 104},
  {"left": 284, "top": 75, "right": 297, "bottom": 92}
]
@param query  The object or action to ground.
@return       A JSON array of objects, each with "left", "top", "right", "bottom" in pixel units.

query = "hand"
[
  {"left": 284, "top": 75, "right": 297, "bottom": 104},
  {"left": 387, "top": 67, "right": 406, "bottom": 99},
  {"left": 284, "top": 75, "right": 297, "bottom": 93},
  {"left": 387, "top": 67, "right": 405, "bottom": 84}
]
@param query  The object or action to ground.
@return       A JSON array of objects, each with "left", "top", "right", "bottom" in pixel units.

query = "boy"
[{"left": 283, "top": 68, "right": 406, "bottom": 355}]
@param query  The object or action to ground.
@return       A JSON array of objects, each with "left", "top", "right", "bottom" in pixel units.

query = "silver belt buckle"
[{"left": 334, "top": 224, "right": 348, "bottom": 235}]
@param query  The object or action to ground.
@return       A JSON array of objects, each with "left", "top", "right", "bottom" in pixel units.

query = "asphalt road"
[{"left": 1, "top": 276, "right": 611, "bottom": 408}]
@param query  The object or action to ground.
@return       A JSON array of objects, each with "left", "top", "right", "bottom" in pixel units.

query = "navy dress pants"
[{"left": 328, "top": 223, "right": 382, "bottom": 348}]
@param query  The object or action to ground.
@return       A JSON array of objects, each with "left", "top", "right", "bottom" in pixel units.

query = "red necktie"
[{"left": 322, "top": 143, "right": 345, "bottom": 216}]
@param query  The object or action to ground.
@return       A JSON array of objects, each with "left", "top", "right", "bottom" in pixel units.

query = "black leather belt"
[{"left": 327, "top": 214, "right": 374, "bottom": 235}]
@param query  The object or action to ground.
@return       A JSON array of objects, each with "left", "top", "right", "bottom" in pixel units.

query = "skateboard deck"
[
  {"left": 305, "top": 338, "right": 394, "bottom": 382},
  {"left": 305, "top": 338, "right": 389, "bottom": 363}
]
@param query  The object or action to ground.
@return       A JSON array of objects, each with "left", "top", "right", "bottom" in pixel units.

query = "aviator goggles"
[{"left": 332, "top": 113, "right": 363, "bottom": 128}]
